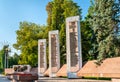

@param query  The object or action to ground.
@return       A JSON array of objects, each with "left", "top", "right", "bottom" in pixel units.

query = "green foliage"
[
  {"left": 8, "top": 53, "right": 20, "bottom": 68},
  {"left": 51, "top": 0, "right": 64, "bottom": 30},
  {"left": 13, "top": 22, "right": 46, "bottom": 67},
  {"left": 83, "top": 76, "right": 111, "bottom": 80},
  {"left": 81, "top": 20, "right": 92, "bottom": 62},
  {"left": 46, "top": 2, "right": 53, "bottom": 27},
  {"left": 88, "top": 0, "right": 120, "bottom": 64},
  {"left": 80, "top": 1, "right": 96, "bottom": 62},
  {"left": 85, "top": 1, "right": 98, "bottom": 60},
  {"left": 62, "top": 0, "right": 81, "bottom": 18},
  {"left": 113, "top": 0, "right": 120, "bottom": 35},
  {"left": 0, "top": 49, "right": 4, "bottom": 72}
]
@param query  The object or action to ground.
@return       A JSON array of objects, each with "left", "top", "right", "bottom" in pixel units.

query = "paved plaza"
[
  {"left": 0, "top": 75, "right": 9, "bottom": 82},
  {"left": 36, "top": 77, "right": 111, "bottom": 82}
]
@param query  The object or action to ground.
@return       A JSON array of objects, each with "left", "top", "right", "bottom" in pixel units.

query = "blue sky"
[{"left": 0, "top": 0, "right": 90, "bottom": 54}]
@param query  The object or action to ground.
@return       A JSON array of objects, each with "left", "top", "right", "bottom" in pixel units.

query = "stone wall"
[
  {"left": 5, "top": 67, "right": 38, "bottom": 75},
  {"left": 5, "top": 68, "right": 13, "bottom": 75},
  {"left": 77, "top": 57, "right": 120, "bottom": 78}
]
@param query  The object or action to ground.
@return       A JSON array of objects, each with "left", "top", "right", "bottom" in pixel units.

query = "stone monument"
[
  {"left": 49, "top": 30, "right": 60, "bottom": 77},
  {"left": 38, "top": 39, "right": 47, "bottom": 77},
  {"left": 12, "top": 65, "right": 38, "bottom": 82},
  {"left": 66, "top": 16, "right": 82, "bottom": 78},
  {"left": 13, "top": 65, "right": 31, "bottom": 73}
]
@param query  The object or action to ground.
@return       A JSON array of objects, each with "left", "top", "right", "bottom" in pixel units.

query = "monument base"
[
  {"left": 112, "top": 79, "right": 120, "bottom": 82},
  {"left": 67, "top": 72, "right": 78, "bottom": 79},
  {"left": 36, "top": 77, "right": 111, "bottom": 82},
  {"left": 50, "top": 73, "right": 57, "bottom": 78},
  {"left": 38, "top": 73, "right": 45, "bottom": 80},
  {"left": 38, "top": 73, "right": 44, "bottom": 77}
]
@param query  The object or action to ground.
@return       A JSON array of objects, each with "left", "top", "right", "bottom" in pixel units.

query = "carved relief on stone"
[
  {"left": 38, "top": 39, "right": 47, "bottom": 76},
  {"left": 69, "top": 21, "right": 79, "bottom": 68},
  {"left": 40, "top": 42, "right": 44, "bottom": 68},
  {"left": 49, "top": 30, "right": 60, "bottom": 77},
  {"left": 51, "top": 34, "right": 57, "bottom": 67}
]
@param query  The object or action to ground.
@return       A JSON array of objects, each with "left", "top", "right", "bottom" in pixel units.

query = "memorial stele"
[
  {"left": 38, "top": 39, "right": 47, "bottom": 77},
  {"left": 49, "top": 30, "right": 60, "bottom": 77},
  {"left": 66, "top": 16, "right": 82, "bottom": 78}
]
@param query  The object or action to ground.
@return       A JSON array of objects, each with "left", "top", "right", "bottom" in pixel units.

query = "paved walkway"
[
  {"left": 36, "top": 77, "right": 111, "bottom": 82},
  {"left": 0, "top": 74, "right": 10, "bottom": 82}
]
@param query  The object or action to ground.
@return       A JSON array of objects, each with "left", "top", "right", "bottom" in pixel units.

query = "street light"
[{"left": 4, "top": 45, "right": 11, "bottom": 68}]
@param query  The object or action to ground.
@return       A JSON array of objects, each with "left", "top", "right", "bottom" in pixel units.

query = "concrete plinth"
[
  {"left": 36, "top": 77, "right": 111, "bottom": 82},
  {"left": 112, "top": 79, "right": 120, "bottom": 82}
]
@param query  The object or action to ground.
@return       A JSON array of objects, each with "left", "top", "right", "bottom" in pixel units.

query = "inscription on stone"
[
  {"left": 51, "top": 34, "right": 57, "bottom": 67},
  {"left": 38, "top": 39, "right": 47, "bottom": 76},
  {"left": 40, "top": 42, "right": 44, "bottom": 68},
  {"left": 69, "top": 21, "right": 78, "bottom": 67},
  {"left": 49, "top": 30, "right": 60, "bottom": 77}
]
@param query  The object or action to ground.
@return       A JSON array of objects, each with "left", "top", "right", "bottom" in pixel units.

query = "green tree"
[
  {"left": 89, "top": 0, "right": 120, "bottom": 64},
  {"left": 51, "top": 0, "right": 64, "bottom": 30},
  {"left": 80, "top": 1, "right": 94, "bottom": 61},
  {"left": 0, "top": 49, "right": 4, "bottom": 72},
  {"left": 45, "top": 1, "right": 53, "bottom": 39},
  {"left": 80, "top": 20, "right": 92, "bottom": 63},
  {"left": 113, "top": 0, "right": 120, "bottom": 35},
  {"left": 85, "top": 0, "right": 97, "bottom": 60},
  {"left": 9, "top": 53, "right": 20, "bottom": 68},
  {"left": 13, "top": 22, "right": 46, "bottom": 67}
]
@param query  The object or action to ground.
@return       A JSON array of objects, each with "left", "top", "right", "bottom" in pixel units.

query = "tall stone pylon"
[
  {"left": 49, "top": 30, "right": 60, "bottom": 77},
  {"left": 66, "top": 16, "right": 82, "bottom": 78},
  {"left": 38, "top": 39, "right": 47, "bottom": 77}
]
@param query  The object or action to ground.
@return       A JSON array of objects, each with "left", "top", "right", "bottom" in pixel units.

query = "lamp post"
[{"left": 4, "top": 45, "right": 11, "bottom": 68}]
